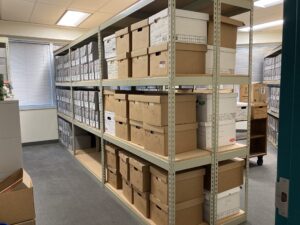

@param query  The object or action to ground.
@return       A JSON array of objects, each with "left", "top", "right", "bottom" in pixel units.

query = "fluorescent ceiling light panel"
[
  {"left": 57, "top": 10, "right": 91, "bottom": 27},
  {"left": 239, "top": 20, "right": 283, "bottom": 32},
  {"left": 254, "top": 0, "right": 283, "bottom": 8}
]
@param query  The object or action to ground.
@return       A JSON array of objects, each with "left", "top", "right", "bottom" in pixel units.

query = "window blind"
[{"left": 9, "top": 41, "right": 55, "bottom": 109}]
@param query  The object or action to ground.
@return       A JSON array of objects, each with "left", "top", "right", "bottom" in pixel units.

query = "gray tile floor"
[{"left": 23, "top": 142, "right": 277, "bottom": 225}]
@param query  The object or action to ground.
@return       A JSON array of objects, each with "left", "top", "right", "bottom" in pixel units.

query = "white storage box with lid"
[
  {"left": 103, "top": 34, "right": 116, "bottom": 59},
  {"left": 236, "top": 102, "right": 248, "bottom": 121},
  {"left": 105, "top": 111, "right": 116, "bottom": 135},
  {"left": 149, "top": 8, "right": 209, "bottom": 46},
  {"left": 206, "top": 45, "right": 236, "bottom": 75},
  {"left": 197, "top": 120, "right": 236, "bottom": 150},
  {"left": 107, "top": 58, "right": 118, "bottom": 79},
  {"left": 196, "top": 93, "right": 237, "bottom": 122},
  {"left": 204, "top": 187, "right": 240, "bottom": 221}
]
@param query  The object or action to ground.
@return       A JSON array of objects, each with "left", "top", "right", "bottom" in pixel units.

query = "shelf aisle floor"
[{"left": 23, "top": 142, "right": 277, "bottom": 225}]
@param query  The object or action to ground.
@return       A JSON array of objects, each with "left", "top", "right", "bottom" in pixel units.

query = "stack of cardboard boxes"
[
  {"left": 56, "top": 88, "right": 72, "bottom": 117},
  {"left": 104, "top": 34, "right": 118, "bottom": 79}
]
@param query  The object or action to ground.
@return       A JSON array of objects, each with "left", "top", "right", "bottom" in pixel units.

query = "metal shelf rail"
[{"left": 54, "top": 0, "right": 254, "bottom": 224}]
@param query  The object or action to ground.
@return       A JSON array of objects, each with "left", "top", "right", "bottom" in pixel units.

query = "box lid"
[
  {"left": 150, "top": 166, "right": 168, "bottom": 183},
  {"left": 117, "top": 52, "right": 131, "bottom": 60},
  {"left": 131, "top": 19, "right": 149, "bottom": 31},
  {"left": 131, "top": 48, "right": 148, "bottom": 58},
  {"left": 149, "top": 43, "right": 168, "bottom": 54},
  {"left": 103, "top": 34, "right": 116, "bottom": 42},
  {"left": 141, "top": 94, "right": 196, "bottom": 104},
  {"left": 106, "top": 57, "right": 117, "bottom": 62},
  {"left": 104, "top": 90, "right": 115, "bottom": 96},
  {"left": 128, "top": 94, "right": 145, "bottom": 102},
  {"left": 105, "top": 144, "right": 118, "bottom": 154},
  {"left": 144, "top": 123, "right": 197, "bottom": 134},
  {"left": 115, "top": 27, "right": 130, "bottom": 37},
  {"left": 177, "top": 168, "right": 206, "bottom": 182},
  {"left": 219, "top": 158, "right": 245, "bottom": 173},
  {"left": 198, "top": 119, "right": 235, "bottom": 127},
  {"left": 197, "top": 92, "right": 238, "bottom": 100},
  {"left": 129, "top": 120, "right": 143, "bottom": 127},
  {"left": 204, "top": 187, "right": 240, "bottom": 200},
  {"left": 133, "top": 187, "right": 149, "bottom": 198},
  {"left": 114, "top": 93, "right": 128, "bottom": 100},
  {"left": 129, "top": 157, "right": 149, "bottom": 172},
  {"left": 149, "top": 43, "right": 207, "bottom": 54},
  {"left": 207, "top": 45, "right": 236, "bottom": 53},
  {"left": 220, "top": 16, "right": 244, "bottom": 27},
  {"left": 115, "top": 116, "right": 128, "bottom": 123},
  {"left": 119, "top": 151, "right": 130, "bottom": 163}
]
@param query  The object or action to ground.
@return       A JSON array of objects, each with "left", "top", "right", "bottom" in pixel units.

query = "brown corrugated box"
[
  {"left": 114, "top": 93, "right": 128, "bottom": 118},
  {"left": 104, "top": 90, "right": 115, "bottom": 112},
  {"left": 240, "top": 83, "right": 267, "bottom": 103},
  {"left": 133, "top": 188, "right": 150, "bottom": 218},
  {"left": 149, "top": 43, "right": 207, "bottom": 77},
  {"left": 105, "top": 144, "right": 119, "bottom": 170},
  {"left": 117, "top": 52, "right": 131, "bottom": 78},
  {"left": 251, "top": 103, "right": 267, "bottom": 119},
  {"left": 116, "top": 27, "right": 131, "bottom": 55},
  {"left": 122, "top": 179, "right": 133, "bottom": 204},
  {"left": 119, "top": 151, "right": 130, "bottom": 181},
  {"left": 15, "top": 220, "right": 36, "bottom": 225},
  {"left": 130, "top": 120, "right": 145, "bottom": 147},
  {"left": 208, "top": 16, "right": 244, "bottom": 49},
  {"left": 128, "top": 94, "right": 145, "bottom": 122},
  {"left": 107, "top": 168, "right": 122, "bottom": 189},
  {"left": 144, "top": 123, "right": 197, "bottom": 156},
  {"left": 131, "top": 19, "right": 149, "bottom": 51},
  {"left": 150, "top": 194, "right": 205, "bottom": 225},
  {"left": 0, "top": 169, "right": 35, "bottom": 225},
  {"left": 150, "top": 167, "right": 205, "bottom": 205},
  {"left": 205, "top": 158, "right": 245, "bottom": 193},
  {"left": 142, "top": 94, "right": 196, "bottom": 126},
  {"left": 115, "top": 116, "right": 130, "bottom": 140},
  {"left": 132, "top": 48, "right": 149, "bottom": 78},
  {"left": 129, "top": 157, "right": 150, "bottom": 192}
]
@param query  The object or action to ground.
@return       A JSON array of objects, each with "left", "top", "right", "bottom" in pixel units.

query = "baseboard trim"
[{"left": 22, "top": 139, "right": 59, "bottom": 146}]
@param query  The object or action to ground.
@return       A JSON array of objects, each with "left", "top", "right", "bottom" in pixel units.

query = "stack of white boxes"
[
  {"left": 55, "top": 54, "right": 70, "bottom": 82},
  {"left": 268, "top": 115, "right": 279, "bottom": 146},
  {"left": 58, "top": 117, "right": 73, "bottom": 150},
  {"left": 104, "top": 34, "right": 118, "bottom": 79},
  {"left": 56, "top": 88, "right": 72, "bottom": 117},
  {"left": 263, "top": 53, "right": 281, "bottom": 81},
  {"left": 87, "top": 41, "right": 100, "bottom": 80},
  {"left": 269, "top": 87, "right": 280, "bottom": 113},
  {"left": 103, "top": 90, "right": 116, "bottom": 135},
  {"left": 0, "top": 46, "right": 7, "bottom": 79},
  {"left": 74, "top": 90, "right": 84, "bottom": 122},
  {"left": 71, "top": 49, "right": 81, "bottom": 81},
  {"left": 196, "top": 93, "right": 237, "bottom": 150}
]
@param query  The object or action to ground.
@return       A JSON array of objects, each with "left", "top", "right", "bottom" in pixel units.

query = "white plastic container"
[
  {"left": 105, "top": 111, "right": 115, "bottom": 136},
  {"left": 204, "top": 187, "right": 240, "bottom": 221},
  {"left": 236, "top": 102, "right": 248, "bottom": 121},
  {"left": 206, "top": 45, "right": 236, "bottom": 75},
  {"left": 149, "top": 8, "right": 209, "bottom": 46},
  {"left": 197, "top": 120, "right": 236, "bottom": 150},
  {"left": 196, "top": 93, "right": 237, "bottom": 122},
  {"left": 107, "top": 58, "right": 118, "bottom": 79},
  {"left": 103, "top": 34, "right": 116, "bottom": 59}
]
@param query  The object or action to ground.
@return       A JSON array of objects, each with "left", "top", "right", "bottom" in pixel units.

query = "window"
[{"left": 9, "top": 41, "right": 55, "bottom": 109}]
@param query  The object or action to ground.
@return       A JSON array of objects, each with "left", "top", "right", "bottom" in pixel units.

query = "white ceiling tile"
[
  {"left": 30, "top": 2, "right": 66, "bottom": 25},
  {"left": 1, "top": 0, "right": 35, "bottom": 22},
  {"left": 98, "top": 0, "right": 138, "bottom": 14},
  {"left": 69, "top": 0, "right": 109, "bottom": 13},
  {"left": 78, "top": 12, "right": 112, "bottom": 29},
  {"left": 37, "top": 0, "right": 72, "bottom": 6}
]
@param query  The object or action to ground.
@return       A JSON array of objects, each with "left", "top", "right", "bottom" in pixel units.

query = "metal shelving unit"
[{"left": 54, "top": 0, "right": 253, "bottom": 224}]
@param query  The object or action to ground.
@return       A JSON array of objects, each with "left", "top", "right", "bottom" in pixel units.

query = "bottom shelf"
[
  {"left": 75, "top": 148, "right": 102, "bottom": 181},
  {"left": 106, "top": 183, "right": 245, "bottom": 225}
]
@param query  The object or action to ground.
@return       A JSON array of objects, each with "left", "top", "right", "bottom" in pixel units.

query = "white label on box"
[
  {"left": 159, "top": 61, "right": 166, "bottom": 68},
  {"left": 105, "top": 111, "right": 115, "bottom": 135}
]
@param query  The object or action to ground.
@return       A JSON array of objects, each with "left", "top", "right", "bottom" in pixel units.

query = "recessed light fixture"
[
  {"left": 57, "top": 10, "right": 91, "bottom": 27},
  {"left": 254, "top": 0, "right": 283, "bottom": 8},
  {"left": 239, "top": 20, "right": 283, "bottom": 32}
]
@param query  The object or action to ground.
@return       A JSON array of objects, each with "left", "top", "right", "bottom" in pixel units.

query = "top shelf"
[{"left": 54, "top": 0, "right": 251, "bottom": 56}]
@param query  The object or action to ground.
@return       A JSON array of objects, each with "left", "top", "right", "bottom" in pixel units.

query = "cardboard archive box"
[
  {"left": 150, "top": 166, "right": 205, "bottom": 205},
  {"left": 105, "top": 111, "right": 116, "bottom": 135},
  {"left": 150, "top": 194, "right": 205, "bottom": 225},
  {"left": 240, "top": 83, "right": 267, "bottom": 103},
  {"left": 205, "top": 158, "right": 245, "bottom": 193},
  {"left": 149, "top": 43, "right": 207, "bottom": 77},
  {"left": 129, "top": 157, "right": 150, "bottom": 192},
  {"left": 119, "top": 151, "right": 130, "bottom": 181},
  {"left": 131, "top": 19, "right": 149, "bottom": 51},
  {"left": 115, "top": 116, "right": 130, "bottom": 140},
  {"left": 116, "top": 27, "right": 131, "bottom": 56},
  {"left": 122, "top": 178, "right": 134, "bottom": 204},
  {"left": 133, "top": 188, "right": 150, "bottom": 218},
  {"left": 142, "top": 94, "right": 196, "bottom": 126},
  {"left": 128, "top": 94, "right": 145, "bottom": 122},
  {"left": 107, "top": 58, "right": 118, "bottom": 79},
  {"left": 107, "top": 168, "right": 122, "bottom": 189},
  {"left": 130, "top": 120, "right": 145, "bottom": 147},
  {"left": 114, "top": 93, "right": 128, "bottom": 118},
  {"left": 105, "top": 144, "right": 119, "bottom": 170},
  {"left": 208, "top": 16, "right": 244, "bottom": 49},
  {"left": 104, "top": 90, "right": 115, "bottom": 112},
  {"left": 132, "top": 48, "right": 149, "bottom": 78},
  {"left": 144, "top": 123, "right": 197, "bottom": 156},
  {"left": 103, "top": 34, "right": 116, "bottom": 59},
  {"left": 0, "top": 169, "right": 35, "bottom": 225},
  {"left": 117, "top": 52, "right": 131, "bottom": 78},
  {"left": 251, "top": 103, "right": 267, "bottom": 119}
]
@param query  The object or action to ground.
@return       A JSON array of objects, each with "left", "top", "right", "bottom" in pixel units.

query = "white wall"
[
  {"left": 19, "top": 108, "right": 58, "bottom": 143},
  {"left": 237, "top": 30, "right": 282, "bottom": 45}
]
